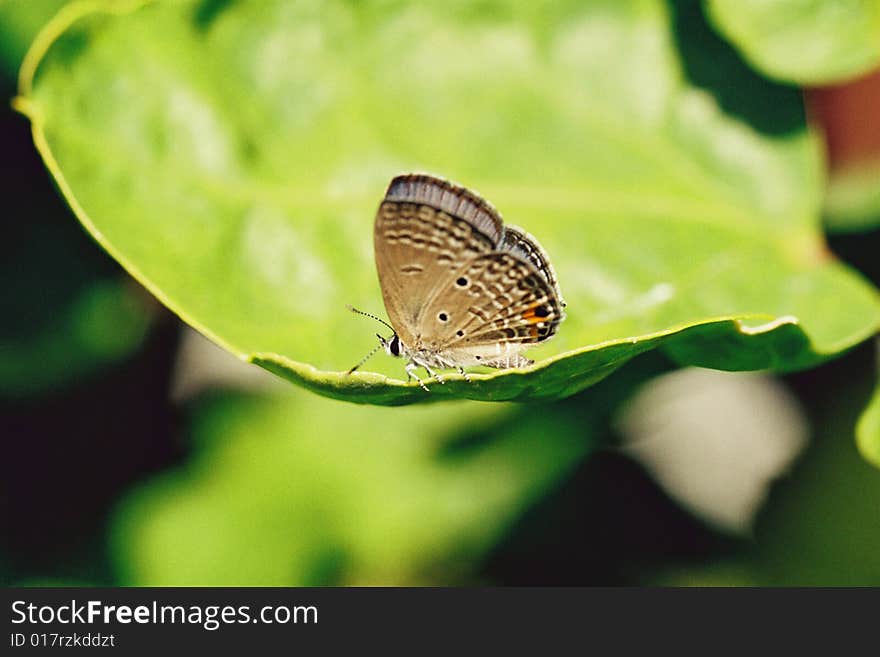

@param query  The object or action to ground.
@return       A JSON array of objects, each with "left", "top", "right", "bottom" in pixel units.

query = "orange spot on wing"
[{"left": 521, "top": 303, "right": 547, "bottom": 324}]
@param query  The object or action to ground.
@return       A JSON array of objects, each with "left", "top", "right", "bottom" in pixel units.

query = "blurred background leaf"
[
  {"left": 707, "top": 0, "right": 880, "bottom": 85},
  {"left": 807, "top": 70, "right": 880, "bottom": 235},
  {"left": 111, "top": 393, "right": 589, "bottom": 585},
  {"left": 0, "top": 0, "right": 175, "bottom": 585},
  {"left": 0, "top": 0, "right": 154, "bottom": 398},
  {"left": 2, "top": 0, "right": 879, "bottom": 589},
  {"left": 15, "top": 0, "right": 880, "bottom": 404},
  {"left": 857, "top": 354, "right": 880, "bottom": 468},
  {"left": 653, "top": 343, "right": 880, "bottom": 585},
  {"left": 110, "top": 343, "right": 667, "bottom": 586},
  {"left": 823, "top": 164, "right": 880, "bottom": 232},
  {"left": 753, "top": 355, "right": 880, "bottom": 587}
]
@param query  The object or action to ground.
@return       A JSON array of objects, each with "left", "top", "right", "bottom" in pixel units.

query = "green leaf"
[
  {"left": 707, "top": 0, "right": 880, "bottom": 85},
  {"left": 750, "top": 356, "right": 880, "bottom": 584},
  {"left": 856, "top": 368, "right": 880, "bottom": 469},
  {"left": 0, "top": 0, "right": 69, "bottom": 77},
  {"left": 111, "top": 390, "right": 592, "bottom": 585},
  {"left": 16, "top": 0, "right": 880, "bottom": 404}
]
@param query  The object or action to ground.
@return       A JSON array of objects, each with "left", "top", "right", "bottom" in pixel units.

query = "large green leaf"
[
  {"left": 15, "top": 0, "right": 880, "bottom": 404},
  {"left": 708, "top": 0, "right": 880, "bottom": 85},
  {"left": 111, "top": 390, "right": 592, "bottom": 585}
]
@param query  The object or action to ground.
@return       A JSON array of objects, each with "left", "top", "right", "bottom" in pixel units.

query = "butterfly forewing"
[
  {"left": 374, "top": 175, "right": 503, "bottom": 344},
  {"left": 384, "top": 174, "right": 504, "bottom": 244}
]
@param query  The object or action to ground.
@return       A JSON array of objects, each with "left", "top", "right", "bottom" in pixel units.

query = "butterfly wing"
[
  {"left": 374, "top": 174, "right": 504, "bottom": 344},
  {"left": 417, "top": 250, "right": 565, "bottom": 368},
  {"left": 499, "top": 225, "right": 565, "bottom": 306}
]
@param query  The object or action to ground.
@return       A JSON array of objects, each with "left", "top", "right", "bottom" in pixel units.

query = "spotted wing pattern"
[
  {"left": 499, "top": 226, "right": 564, "bottom": 306},
  {"left": 374, "top": 174, "right": 503, "bottom": 345},
  {"left": 373, "top": 173, "right": 564, "bottom": 370},
  {"left": 417, "top": 251, "right": 564, "bottom": 367}
]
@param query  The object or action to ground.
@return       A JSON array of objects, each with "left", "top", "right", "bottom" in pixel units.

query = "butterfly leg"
[
  {"left": 405, "top": 361, "right": 430, "bottom": 392},
  {"left": 456, "top": 366, "right": 472, "bottom": 383},
  {"left": 422, "top": 364, "right": 445, "bottom": 385}
]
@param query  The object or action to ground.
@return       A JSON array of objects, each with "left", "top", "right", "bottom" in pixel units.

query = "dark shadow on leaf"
[
  {"left": 192, "top": 0, "right": 235, "bottom": 32},
  {"left": 667, "top": 0, "right": 804, "bottom": 136},
  {"left": 43, "top": 25, "right": 89, "bottom": 71}
]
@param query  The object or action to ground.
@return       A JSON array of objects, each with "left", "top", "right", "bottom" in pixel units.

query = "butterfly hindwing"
[
  {"left": 499, "top": 226, "right": 564, "bottom": 306},
  {"left": 417, "top": 251, "right": 564, "bottom": 366}
]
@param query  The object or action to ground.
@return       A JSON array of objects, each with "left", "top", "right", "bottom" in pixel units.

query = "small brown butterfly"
[{"left": 349, "top": 173, "right": 565, "bottom": 390}]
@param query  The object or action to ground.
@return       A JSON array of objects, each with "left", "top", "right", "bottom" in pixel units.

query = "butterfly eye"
[{"left": 389, "top": 335, "right": 401, "bottom": 356}]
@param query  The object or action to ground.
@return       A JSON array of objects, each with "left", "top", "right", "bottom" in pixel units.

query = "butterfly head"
[
  {"left": 346, "top": 305, "right": 410, "bottom": 373},
  {"left": 378, "top": 333, "right": 404, "bottom": 359}
]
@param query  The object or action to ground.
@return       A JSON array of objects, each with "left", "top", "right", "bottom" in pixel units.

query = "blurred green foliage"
[
  {"left": 708, "top": 0, "right": 880, "bottom": 84},
  {"left": 112, "top": 391, "right": 596, "bottom": 585},
  {"left": 756, "top": 392, "right": 880, "bottom": 586},
  {"left": 705, "top": 0, "right": 880, "bottom": 238},
  {"left": 15, "top": 0, "right": 880, "bottom": 404},
  {"left": 1, "top": 0, "right": 879, "bottom": 589},
  {"left": 0, "top": 280, "right": 150, "bottom": 397},
  {"left": 0, "top": 0, "right": 152, "bottom": 398},
  {"left": 658, "top": 348, "right": 880, "bottom": 585},
  {"left": 824, "top": 164, "right": 880, "bottom": 233},
  {"left": 858, "top": 375, "right": 880, "bottom": 468}
]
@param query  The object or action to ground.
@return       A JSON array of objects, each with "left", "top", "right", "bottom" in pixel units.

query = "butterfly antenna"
[
  {"left": 346, "top": 305, "right": 395, "bottom": 333},
  {"left": 346, "top": 306, "right": 396, "bottom": 375},
  {"left": 347, "top": 340, "right": 384, "bottom": 375}
]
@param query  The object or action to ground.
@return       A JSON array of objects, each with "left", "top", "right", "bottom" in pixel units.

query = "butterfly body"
[{"left": 360, "top": 173, "right": 565, "bottom": 389}]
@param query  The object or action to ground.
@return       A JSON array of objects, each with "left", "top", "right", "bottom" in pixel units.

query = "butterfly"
[{"left": 348, "top": 173, "right": 565, "bottom": 390}]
